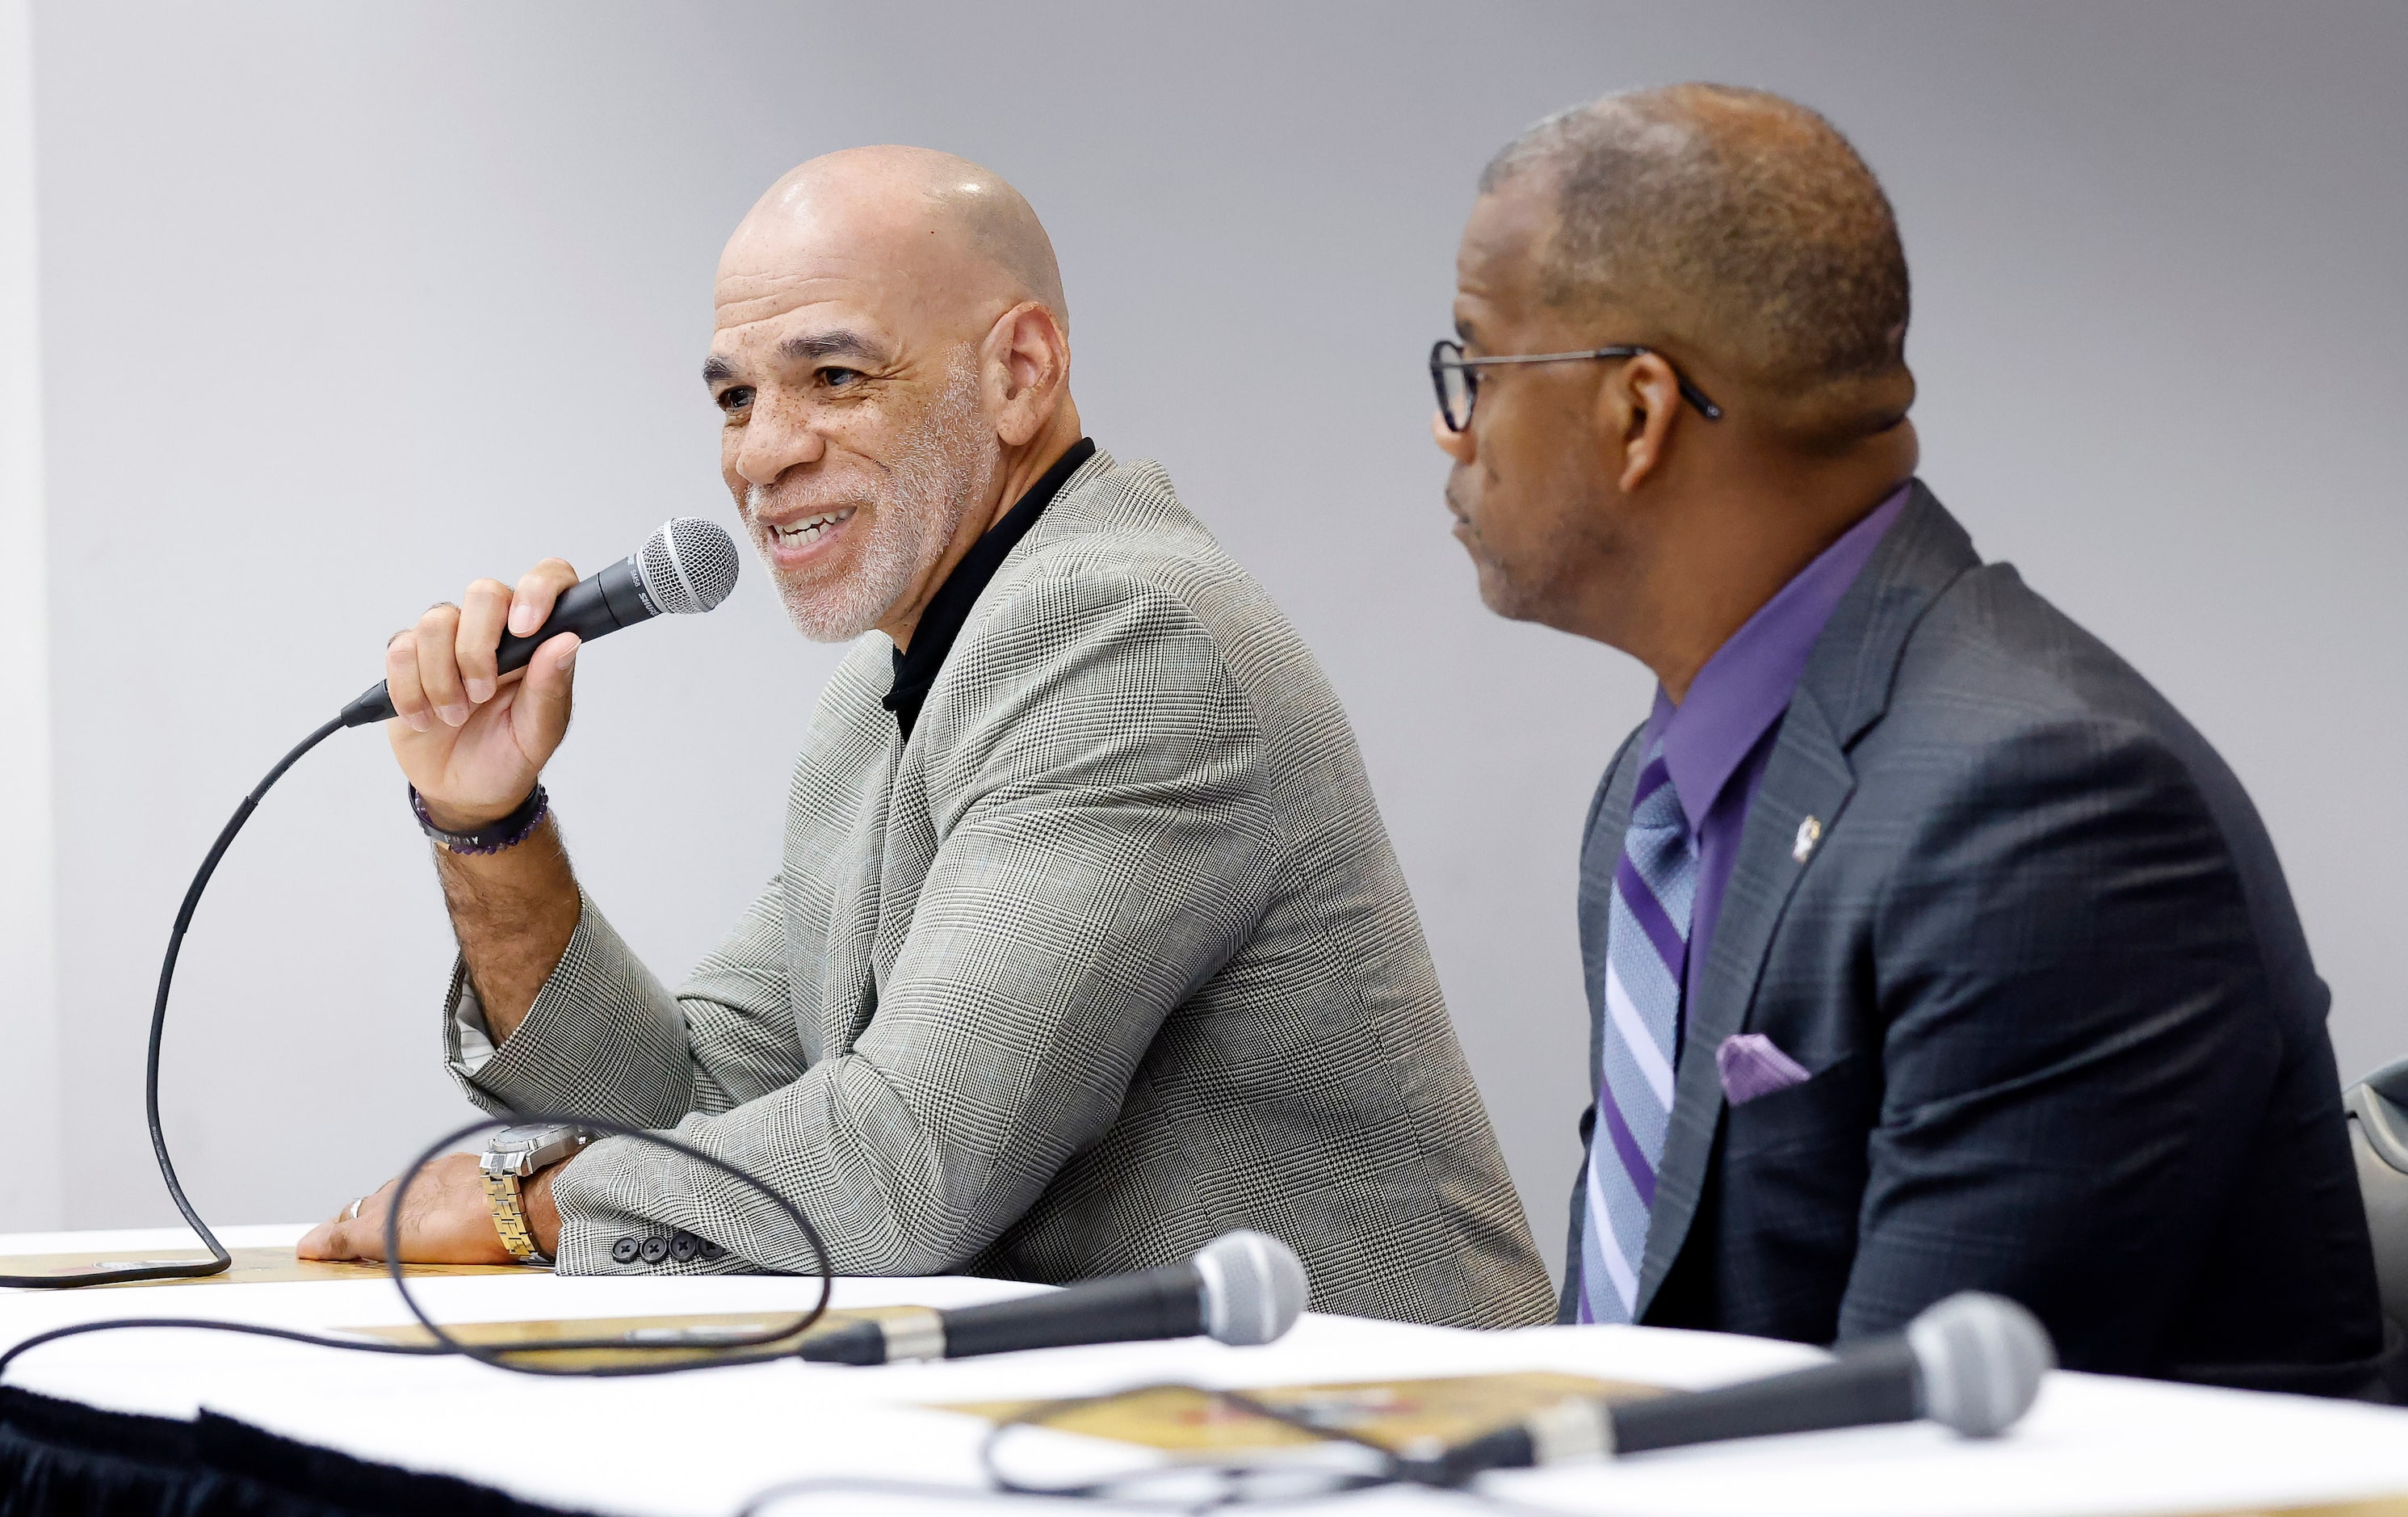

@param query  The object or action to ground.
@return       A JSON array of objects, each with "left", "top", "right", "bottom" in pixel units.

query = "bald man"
[
  {"left": 1435, "top": 86, "right": 2392, "bottom": 1392},
  {"left": 300, "top": 148, "right": 1555, "bottom": 1327}
]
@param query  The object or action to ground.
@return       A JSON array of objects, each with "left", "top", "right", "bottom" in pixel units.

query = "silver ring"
[{"left": 344, "top": 1196, "right": 365, "bottom": 1223}]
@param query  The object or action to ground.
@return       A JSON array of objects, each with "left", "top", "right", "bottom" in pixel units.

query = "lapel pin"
[{"left": 1792, "top": 815, "right": 1823, "bottom": 863}]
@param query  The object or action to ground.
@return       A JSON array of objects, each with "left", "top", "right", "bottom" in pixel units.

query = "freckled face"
[
  {"left": 1436, "top": 179, "right": 1623, "bottom": 631},
  {"left": 704, "top": 211, "right": 996, "bottom": 642}
]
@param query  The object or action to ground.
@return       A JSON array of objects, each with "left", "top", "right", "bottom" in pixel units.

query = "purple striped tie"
[{"left": 1579, "top": 741, "right": 1695, "bottom": 1326}]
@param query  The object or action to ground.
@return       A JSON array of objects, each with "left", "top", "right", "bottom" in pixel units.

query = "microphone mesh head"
[
  {"left": 636, "top": 517, "right": 740, "bottom": 615},
  {"left": 1905, "top": 1292, "right": 2055, "bottom": 1437},
  {"left": 1192, "top": 1230, "right": 1309, "bottom": 1347}
]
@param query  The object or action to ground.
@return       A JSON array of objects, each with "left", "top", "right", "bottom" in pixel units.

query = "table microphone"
[
  {"left": 800, "top": 1230, "right": 1310, "bottom": 1365},
  {"left": 338, "top": 516, "right": 742, "bottom": 728},
  {"left": 1405, "top": 1291, "right": 2054, "bottom": 1486}
]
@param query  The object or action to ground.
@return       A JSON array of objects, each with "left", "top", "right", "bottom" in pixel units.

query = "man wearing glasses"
[{"left": 1433, "top": 84, "right": 2389, "bottom": 1394}]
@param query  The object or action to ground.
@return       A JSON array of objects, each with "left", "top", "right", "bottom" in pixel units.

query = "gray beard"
[{"left": 749, "top": 366, "right": 993, "bottom": 645}]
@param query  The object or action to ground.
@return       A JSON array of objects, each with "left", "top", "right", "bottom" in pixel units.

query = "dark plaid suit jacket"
[{"left": 1562, "top": 481, "right": 2390, "bottom": 1397}]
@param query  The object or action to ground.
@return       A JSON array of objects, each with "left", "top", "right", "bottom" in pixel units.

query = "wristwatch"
[{"left": 480, "top": 1124, "right": 591, "bottom": 1264}]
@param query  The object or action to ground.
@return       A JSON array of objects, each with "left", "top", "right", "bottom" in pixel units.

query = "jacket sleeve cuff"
[
  {"left": 438, "top": 891, "right": 698, "bottom": 1128},
  {"left": 549, "top": 1135, "right": 751, "bottom": 1277}
]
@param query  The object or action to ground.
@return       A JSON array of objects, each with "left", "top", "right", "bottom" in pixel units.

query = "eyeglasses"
[{"left": 1428, "top": 338, "right": 1724, "bottom": 432}]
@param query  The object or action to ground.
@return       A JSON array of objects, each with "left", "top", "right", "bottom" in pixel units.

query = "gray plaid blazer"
[{"left": 444, "top": 448, "right": 1555, "bottom": 1328}]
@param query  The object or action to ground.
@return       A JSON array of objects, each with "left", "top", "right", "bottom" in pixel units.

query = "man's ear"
[
  {"left": 1605, "top": 351, "right": 1685, "bottom": 494},
  {"left": 985, "top": 301, "right": 1070, "bottom": 448}
]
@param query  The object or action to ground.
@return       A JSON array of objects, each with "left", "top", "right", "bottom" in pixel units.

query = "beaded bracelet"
[{"left": 409, "top": 784, "right": 549, "bottom": 855}]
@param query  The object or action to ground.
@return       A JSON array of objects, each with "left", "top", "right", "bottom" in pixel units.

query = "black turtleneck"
[{"left": 883, "top": 437, "right": 1096, "bottom": 741}]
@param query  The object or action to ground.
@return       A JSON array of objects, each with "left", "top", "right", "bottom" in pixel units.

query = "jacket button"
[
  {"left": 640, "top": 1234, "right": 671, "bottom": 1264},
  {"left": 670, "top": 1232, "right": 702, "bottom": 1263},
  {"left": 610, "top": 1236, "right": 640, "bottom": 1264},
  {"left": 700, "top": 1239, "right": 724, "bottom": 1260}
]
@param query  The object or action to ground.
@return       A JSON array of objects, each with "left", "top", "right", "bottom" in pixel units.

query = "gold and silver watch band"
[
  {"left": 481, "top": 1168, "right": 547, "bottom": 1264},
  {"left": 478, "top": 1124, "right": 590, "bottom": 1266}
]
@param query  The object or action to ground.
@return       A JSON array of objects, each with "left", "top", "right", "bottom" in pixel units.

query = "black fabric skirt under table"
[{"left": 0, "top": 1386, "right": 581, "bottom": 1517}]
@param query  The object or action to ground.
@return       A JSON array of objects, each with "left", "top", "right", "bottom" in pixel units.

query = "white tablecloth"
[{"left": 4, "top": 1224, "right": 2404, "bottom": 1517}]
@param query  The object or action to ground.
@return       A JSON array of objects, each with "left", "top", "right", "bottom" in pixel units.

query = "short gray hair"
[{"left": 1483, "top": 84, "right": 1911, "bottom": 436}]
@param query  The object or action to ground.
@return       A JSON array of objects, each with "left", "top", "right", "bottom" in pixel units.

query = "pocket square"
[{"left": 1718, "top": 1033, "right": 1811, "bottom": 1105}]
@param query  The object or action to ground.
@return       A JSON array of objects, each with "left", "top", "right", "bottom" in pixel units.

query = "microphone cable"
[
  {"left": 1, "top": 713, "right": 347, "bottom": 1289},
  {"left": 5, "top": 510, "right": 740, "bottom": 1292},
  {"left": 380, "top": 1115, "right": 833, "bottom": 1376},
  {"left": 729, "top": 1384, "right": 1407, "bottom": 1516},
  {"left": 0, "top": 704, "right": 837, "bottom": 1377},
  {"left": 975, "top": 1383, "right": 1401, "bottom": 1509},
  {"left": 0, "top": 1114, "right": 833, "bottom": 1384}
]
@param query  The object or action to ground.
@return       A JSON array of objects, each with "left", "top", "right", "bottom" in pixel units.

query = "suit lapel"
[{"left": 1631, "top": 482, "right": 1981, "bottom": 1319}]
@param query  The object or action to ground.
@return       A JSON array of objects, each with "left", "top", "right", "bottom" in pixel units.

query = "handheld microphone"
[
  {"left": 1407, "top": 1292, "right": 2054, "bottom": 1485},
  {"left": 800, "top": 1230, "right": 1310, "bottom": 1365},
  {"left": 338, "top": 516, "right": 741, "bottom": 728}
]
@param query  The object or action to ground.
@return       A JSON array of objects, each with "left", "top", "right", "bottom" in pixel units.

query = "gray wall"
[
  {"left": 0, "top": 0, "right": 60, "bottom": 1229},
  {"left": 16, "top": 3, "right": 2406, "bottom": 1269}
]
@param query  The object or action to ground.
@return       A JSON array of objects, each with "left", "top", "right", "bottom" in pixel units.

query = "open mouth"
[{"left": 770, "top": 506, "right": 857, "bottom": 548}]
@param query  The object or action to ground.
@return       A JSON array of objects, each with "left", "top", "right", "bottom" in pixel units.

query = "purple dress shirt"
[{"left": 1640, "top": 484, "right": 1909, "bottom": 1023}]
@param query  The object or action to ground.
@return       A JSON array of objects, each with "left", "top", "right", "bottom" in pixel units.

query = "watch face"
[{"left": 492, "top": 1123, "right": 564, "bottom": 1152}]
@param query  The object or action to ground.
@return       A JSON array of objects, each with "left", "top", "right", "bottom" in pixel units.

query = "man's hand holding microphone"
[
  {"left": 300, "top": 517, "right": 740, "bottom": 1267},
  {"left": 385, "top": 558, "right": 583, "bottom": 830},
  {"left": 301, "top": 557, "right": 587, "bottom": 1266}
]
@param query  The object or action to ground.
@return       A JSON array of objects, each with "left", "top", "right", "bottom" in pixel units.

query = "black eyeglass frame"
[{"left": 1429, "top": 339, "right": 1724, "bottom": 431}]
